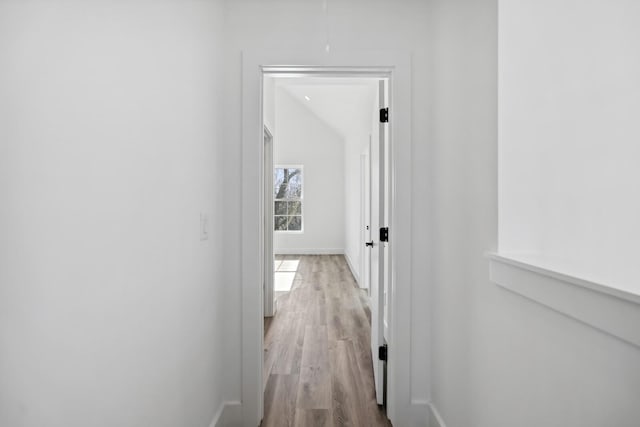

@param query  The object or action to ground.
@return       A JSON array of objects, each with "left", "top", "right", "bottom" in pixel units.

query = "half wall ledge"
[{"left": 488, "top": 253, "right": 640, "bottom": 348}]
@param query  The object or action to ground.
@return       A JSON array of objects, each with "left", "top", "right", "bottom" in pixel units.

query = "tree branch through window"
[{"left": 274, "top": 166, "right": 303, "bottom": 231}]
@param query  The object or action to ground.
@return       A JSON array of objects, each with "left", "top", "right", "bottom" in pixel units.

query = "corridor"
[{"left": 262, "top": 255, "right": 390, "bottom": 427}]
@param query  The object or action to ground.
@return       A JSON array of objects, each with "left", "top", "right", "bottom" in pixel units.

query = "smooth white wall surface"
[
  {"left": 343, "top": 131, "right": 369, "bottom": 282},
  {"left": 343, "top": 92, "right": 378, "bottom": 287},
  {"left": 499, "top": 0, "right": 640, "bottom": 294},
  {"left": 272, "top": 88, "right": 345, "bottom": 253},
  {"left": 222, "top": 0, "right": 431, "bottom": 410},
  {"left": 0, "top": 2, "right": 227, "bottom": 426},
  {"left": 429, "top": 1, "right": 640, "bottom": 427}
]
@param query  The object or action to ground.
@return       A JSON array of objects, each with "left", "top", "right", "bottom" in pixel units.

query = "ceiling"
[{"left": 275, "top": 77, "right": 378, "bottom": 143}]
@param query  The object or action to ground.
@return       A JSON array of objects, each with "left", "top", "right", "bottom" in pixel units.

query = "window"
[{"left": 274, "top": 166, "right": 303, "bottom": 231}]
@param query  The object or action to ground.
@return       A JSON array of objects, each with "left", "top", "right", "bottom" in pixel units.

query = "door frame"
[
  {"left": 241, "top": 50, "right": 412, "bottom": 427},
  {"left": 263, "top": 126, "right": 275, "bottom": 317}
]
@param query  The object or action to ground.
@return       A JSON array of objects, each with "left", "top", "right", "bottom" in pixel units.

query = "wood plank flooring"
[{"left": 263, "top": 255, "right": 391, "bottom": 427}]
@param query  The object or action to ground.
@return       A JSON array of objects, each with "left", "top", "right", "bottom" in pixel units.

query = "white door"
[
  {"left": 370, "top": 80, "right": 387, "bottom": 405},
  {"left": 264, "top": 127, "right": 275, "bottom": 317},
  {"left": 382, "top": 81, "right": 390, "bottom": 344}
]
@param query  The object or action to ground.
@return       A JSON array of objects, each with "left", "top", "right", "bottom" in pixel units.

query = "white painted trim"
[
  {"left": 488, "top": 253, "right": 640, "bottom": 304},
  {"left": 428, "top": 402, "right": 448, "bottom": 427},
  {"left": 209, "top": 403, "right": 224, "bottom": 427},
  {"left": 344, "top": 251, "right": 360, "bottom": 285},
  {"left": 210, "top": 401, "right": 242, "bottom": 427},
  {"left": 242, "top": 49, "right": 412, "bottom": 427},
  {"left": 274, "top": 248, "right": 344, "bottom": 255},
  {"left": 407, "top": 399, "right": 429, "bottom": 427},
  {"left": 263, "top": 127, "right": 275, "bottom": 318},
  {"left": 489, "top": 253, "right": 640, "bottom": 348}
]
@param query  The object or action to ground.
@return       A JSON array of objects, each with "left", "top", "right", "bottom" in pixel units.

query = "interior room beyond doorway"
[{"left": 261, "top": 74, "right": 391, "bottom": 425}]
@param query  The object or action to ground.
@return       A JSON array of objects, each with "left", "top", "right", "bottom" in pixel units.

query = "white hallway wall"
[
  {"left": 0, "top": 2, "right": 228, "bottom": 426},
  {"left": 272, "top": 88, "right": 345, "bottom": 254},
  {"left": 499, "top": 0, "right": 640, "bottom": 292},
  {"left": 427, "top": 1, "right": 498, "bottom": 425},
  {"left": 221, "top": 0, "right": 431, "bottom": 416},
  {"left": 429, "top": 1, "right": 640, "bottom": 427}
]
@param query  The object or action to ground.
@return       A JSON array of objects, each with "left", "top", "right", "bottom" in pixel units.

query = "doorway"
[
  {"left": 241, "top": 52, "right": 413, "bottom": 427},
  {"left": 261, "top": 74, "right": 390, "bottom": 425}
]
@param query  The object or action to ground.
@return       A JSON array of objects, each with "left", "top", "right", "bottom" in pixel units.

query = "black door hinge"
[
  {"left": 380, "top": 108, "right": 389, "bottom": 123},
  {"left": 378, "top": 344, "right": 388, "bottom": 361},
  {"left": 379, "top": 227, "right": 388, "bottom": 242}
]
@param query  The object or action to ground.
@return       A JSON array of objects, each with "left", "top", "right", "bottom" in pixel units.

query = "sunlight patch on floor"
[
  {"left": 274, "top": 272, "right": 296, "bottom": 291},
  {"left": 274, "top": 258, "right": 300, "bottom": 292},
  {"left": 278, "top": 260, "right": 300, "bottom": 272}
]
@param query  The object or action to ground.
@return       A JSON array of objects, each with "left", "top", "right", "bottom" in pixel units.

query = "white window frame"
[{"left": 273, "top": 164, "right": 304, "bottom": 233}]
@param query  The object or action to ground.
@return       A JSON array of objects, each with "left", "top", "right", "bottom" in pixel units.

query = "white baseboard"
[
  {"left": 274, "top": 248, "right": 344, "bottom": 255},
  {"left": 209, "top": 400, "right": 431, "bottom": 427},
  {"left": 344, "top": 252, "right": 360, "bottom": 285},
  {"left": 428, "top": 402, "right": 448, "bottom": 427},
  {"left": 209, "top": 401, "right": 242, "bottom": 427},
  {"left": 399, "top": 399, "right": 427, "bottom": 427}
]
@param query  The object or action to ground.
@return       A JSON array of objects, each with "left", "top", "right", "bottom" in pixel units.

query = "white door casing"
[
  {"left": 242, "top": 51, "right": 412, "bottom": 427},
  {"left": 263, "top": 127, "right": 275, "bottom": 317}
]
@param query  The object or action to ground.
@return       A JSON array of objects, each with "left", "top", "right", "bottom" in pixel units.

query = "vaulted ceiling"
[{"left": 276, "top": 77, "right": 378, "bottom": 143}]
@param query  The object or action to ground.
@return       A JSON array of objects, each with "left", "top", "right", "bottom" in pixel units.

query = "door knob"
[{"left": 365, "top": 241, "right": 374, "bottom": 247}]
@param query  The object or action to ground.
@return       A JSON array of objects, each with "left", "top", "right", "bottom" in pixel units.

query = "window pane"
[
  {"left": 288, "top": 201, "right": 301, "bottom": 215},
  {"left": 274, "top": 168, "right": 284, "bottom": 198},
  {"left": 274, "top": 201, "right": 287, "bottom": 215},
  {"left": 274, "top": 216, "right": 288, "bottom": 231},
  {"left": 274, "top": 167, "right": 302, "bottom": 200},
  {"left": 289, "top": 216, "right": 302, "bottom": 231},
  {"left": 274, "top": 166, "right": 303, "bottom": 232},
  {"left": 286, "top": 170, "right": 302, "bottom": 198}
]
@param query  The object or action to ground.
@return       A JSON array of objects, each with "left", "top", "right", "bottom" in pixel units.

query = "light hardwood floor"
[{"left": 263, "top": 255, "right": 391, "bottom": 427}]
